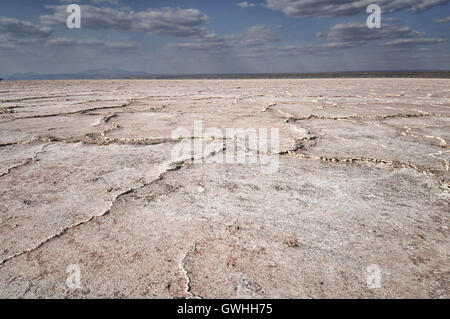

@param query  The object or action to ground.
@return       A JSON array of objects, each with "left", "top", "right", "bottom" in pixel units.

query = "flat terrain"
[{"left": 0, "top": 79, "right": 448, "bottom": 298}]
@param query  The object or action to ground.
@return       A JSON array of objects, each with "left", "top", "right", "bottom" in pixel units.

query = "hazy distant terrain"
[
  {"left": 5, "top": 70, "right": 450, "bottom": 81},
  {"left": 0, "top": 79, "right": 448, "bottom": 298}
]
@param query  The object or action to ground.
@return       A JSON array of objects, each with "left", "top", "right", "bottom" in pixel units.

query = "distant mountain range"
[
  {"left": 6, "top": 69, "right": 152, "bottom": 81},
  {"left": 4, "top": 69, "right": 450, "bottom": 81}
]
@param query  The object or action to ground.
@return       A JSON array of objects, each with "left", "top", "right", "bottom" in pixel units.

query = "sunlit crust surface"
[{"left": 0, "top": 79, "right": 448, "bottom": 298}]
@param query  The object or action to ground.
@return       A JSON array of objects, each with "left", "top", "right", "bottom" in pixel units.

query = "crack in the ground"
[
  {"left": 441, "top": 181, "right": 450, "bottom": 191},
  {"left": 0, "top": 158, "right": 35, "bottom": 179},
  {"left": 0, "top": 187, "right": 135, "bottom": 266},
  {"left": 260, "top": 103, "right": 277, "bottom": 112},
  {"left": 0, "top": 142, "right": 226, "bottom": 267},
  {"left": 401, "top": 127, "right": 448, "bottom": 148},
  {"left": 261, "top": 104, "right": 449, "bottom": 178},
  {"left": 7, "top": 101, "right": 133, "bottom": 121},
  {"left": 284, "top": 112, "right": 448, "bottom": 123},
  {"left": 0, "top": 141, "right": 30, "bottom": 148},
  {"left": 0, "top": 162, "right": 173, "bottom": 266},
  {"left": 4, "top": 94, "right": 167, "bottom": 122},
  {"left": 101, "top": 113, "right": 119, "bottom": 124},
  {"left": 428, "top": 150, "right": 450, "bottom": 172},
  {"left": 40, "top": 134, "right": 233, "bottom": 147},
  {"left": 280, "top": 150, "right": 438, "bottom": 176},
  {"left": 265, "top": 103, "right": 448, "bottom": 123},
  {"left": 1, "top": 94, "right": 93, "bottom": 103},
  {"left": 178, "top": 240, "right": 202, "bottom": 299},
  {"left": 0, "top": 144, "right": 48, "bottom": 179},
  {"left": 0, "top": 133, "right": 236, "bottom": 149}
]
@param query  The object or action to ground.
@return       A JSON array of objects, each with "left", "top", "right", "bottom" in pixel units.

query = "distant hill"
[
  {"left": 5, "top": 70, "right": 450, "bottom": 81},
  {"left": 6, "top": 69, "right": 151, "bottom": 81}
]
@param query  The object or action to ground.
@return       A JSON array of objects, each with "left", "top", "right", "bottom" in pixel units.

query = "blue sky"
[{"left": 0, "top": 0, "right": 449, "bottom": 75}]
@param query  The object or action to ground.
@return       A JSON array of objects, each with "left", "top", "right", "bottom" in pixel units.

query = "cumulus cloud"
[
  {"left": 59, "top": 0, "right": 120, "bottom": 5},
  {"left": 316, "top": 23, "right": 423, "bottom": 44},
  {"left": 277, "top": 22, "right": 446, "bottom": 55},
  {"left": 0, "top": 14, "right": 141, "bottom": 53},
  {"left": 168, "top": 29, "right": 230, "bottom": 52},
  {"left": 237, "top": 2, "right": 257, "bottom": 8},
  {"left": 86, "top": 0, "right": 120, "bottom": 5},
  {"left": 45, "top": 37, "right": 140, "bottom": 49},
  {"left": 40, "top": 5, "right": 211, "bottom": 37},
  {"left": 169, "top": 40, "right": 231, "bottom": 52},
  {"left": 225, "top": 25, "right": 280, "bottom": 47},
  {"left": 0, "top": 16, "right": 52, "bottom": 40},
  {"left": 435, "top": 15, "right": 450, "bottom": 22},
  {"left": 383, "top": 38, "right": 446, "bottom": 48},
  {"left": 314, "top": 22, "right": 447, "bottom": 51},
  {"left": 265, "top": 0, "right": 450, "bottom": 17},
  {"left": 273, "top": 42, "right": 365, "bottom": 56},
  {"left": 0, "top": 16, "right": 52, "bottom": 49},
  {"left": 170, "top": 25, "right": 280, "bottom": 52}
]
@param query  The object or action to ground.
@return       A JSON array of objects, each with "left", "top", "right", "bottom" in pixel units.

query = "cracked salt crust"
[{"left": 0, "top": 79, "right": 448, "bottom": 298}]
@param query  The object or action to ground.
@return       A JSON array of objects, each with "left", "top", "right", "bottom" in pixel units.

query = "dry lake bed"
[{"left": 0, "top": 78, "right": 448, "bottom": 298}]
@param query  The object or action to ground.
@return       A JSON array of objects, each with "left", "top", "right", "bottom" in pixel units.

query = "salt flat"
[{"left": 0, "top": 79, "right": 448, "bottom": 298}]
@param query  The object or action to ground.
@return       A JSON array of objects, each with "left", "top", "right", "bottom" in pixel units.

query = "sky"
[{"left": 0, "top": 0, "right": 449, "bottom": 76}]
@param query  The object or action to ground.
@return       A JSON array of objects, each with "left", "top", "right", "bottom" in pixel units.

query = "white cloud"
[
  {"left": 237, "top": 2, "right": 257, "bottom": 8},
  {"left": 41, "top": 5, "right": 211, "bottom": 37},
  {"left": 275, "top": 22, "right": 446, "bottom": 55},
  {"left": 316, "top": 23, "right": 424, "bottom": 43},
  {"left": 265, "top": 0, "right": 450, "bottom": 17},
  {"left": 435, "top": 15, "right": 450, "bottom": 23},
  {"left": 225, "top": 25, "right": 280, "bottom": 47},
  {"left": 383, "top": 38, "right": 446, "bottom": 47},
  {"left": 45, "top": 37, "right": 140, "bottom": 49},
  {"left": 0, "top": 16, "right": 52, "bottom": 39},
  {"left": 170, "top": 25, "right": 280, "bottom": 52},
  {"left": 0, "top": 16, "right": 52, "bottom": 49},
  {"left": 59, "top": 0, "right": 120, "bottom": 5}
]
